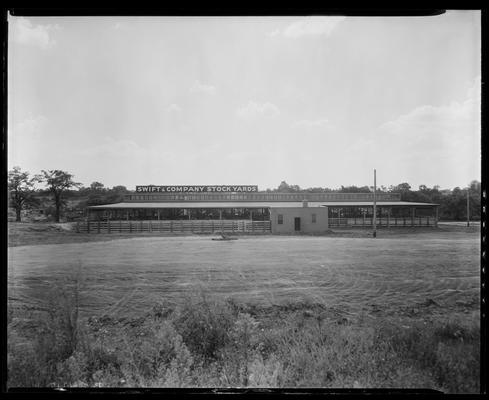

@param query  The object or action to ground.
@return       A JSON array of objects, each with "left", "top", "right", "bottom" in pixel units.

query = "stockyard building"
[{"left": 77, "top": 185, "right": 439, "bottom": 234}]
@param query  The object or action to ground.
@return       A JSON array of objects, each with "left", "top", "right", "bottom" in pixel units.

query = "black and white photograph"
[{"left": 6, "top": 10, "right": 482, "bottom": 393}]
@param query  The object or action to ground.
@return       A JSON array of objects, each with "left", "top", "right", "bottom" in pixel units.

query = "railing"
[
  {"left": 76, "top": 219, "right": 271, "bottom": 234},
  {"left": 328, "top": 217, "right": 435, "bottom": 228},
  {"left": 123, "top": 192, "right": 402, "bottom": 202}
]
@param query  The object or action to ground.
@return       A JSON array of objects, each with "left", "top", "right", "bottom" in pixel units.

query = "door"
[{"left": 294, "top": 217, "right": 301, "bottom": 231}]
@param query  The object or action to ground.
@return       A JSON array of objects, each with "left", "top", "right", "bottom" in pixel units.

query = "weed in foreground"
[{"left": 7, "top": 287, "right": 480, "bottom": 392}]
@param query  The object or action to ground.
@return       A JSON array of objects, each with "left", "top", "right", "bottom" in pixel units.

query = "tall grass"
[{"left": 7, "top": 286, "right": 480, "bottom": 392}]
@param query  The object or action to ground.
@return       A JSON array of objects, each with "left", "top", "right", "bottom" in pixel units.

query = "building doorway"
[{"left": 294, "top": 217, "right": 301, "bottom": 231}]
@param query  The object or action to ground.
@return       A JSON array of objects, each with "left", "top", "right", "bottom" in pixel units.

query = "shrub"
[{"left": 172, "top": 293, "right": 236, "bottom": 361}]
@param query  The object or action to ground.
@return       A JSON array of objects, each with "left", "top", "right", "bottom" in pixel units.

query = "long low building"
[{"left": 80, "top": 185, "right": 439, "bottom": 234}]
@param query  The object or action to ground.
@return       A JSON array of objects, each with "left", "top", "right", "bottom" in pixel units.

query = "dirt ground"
[
  {"left": 7, "top": 222, "right": 480, "bottom": 327},
  {"left": 7, "top": 221, "right": 480, "bottom": 247}
]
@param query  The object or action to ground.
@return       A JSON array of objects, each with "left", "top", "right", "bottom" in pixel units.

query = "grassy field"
[{"left": 7, "top": 223, "right": 480, "bottom": 391}]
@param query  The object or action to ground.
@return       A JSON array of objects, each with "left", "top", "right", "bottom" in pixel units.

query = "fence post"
[
  {"left": 108, "top": 218, "right": 111, "bottom": 234},
  {"left": 212, "top": 220, "right": 214, "bottom": 232},
  {"left": 120, "top": 220, "right": 122, "bottom": 232},
  {"left": 76, "top": 221, "right": 80, "bottom": 233},
  {"left": 170, "top": 221, "right": 173, "bottom": 232},
  {"left": 97, "top": 220, "right": 100, "bottom": 234},
  {"left": 130, "top": 221, "right": 132, "bottom": 233}
]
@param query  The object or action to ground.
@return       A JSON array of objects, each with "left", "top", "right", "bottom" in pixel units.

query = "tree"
[
  {"left": 8, "top": 167, "right": 40, "bottom": 222},
  {"left": 90, "top": 181, "right": 105, "bottom": 192},
  {"left": 339, "top": 185, "right": 371, "bottom": 193},
  {"left": 40, "top": 170, "right": 82, "bottom": 222},
  {"left": 276, "top": 181, "right": 291, "bottom": 192}
]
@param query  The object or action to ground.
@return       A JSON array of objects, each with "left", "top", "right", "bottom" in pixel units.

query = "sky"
[{"left": 7, "top": 12, "right": 481, "bottom": 191}]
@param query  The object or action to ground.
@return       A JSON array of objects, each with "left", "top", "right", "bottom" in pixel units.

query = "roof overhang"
[{"left": 88, "top": 201, "right": 438, "bottom": 209}]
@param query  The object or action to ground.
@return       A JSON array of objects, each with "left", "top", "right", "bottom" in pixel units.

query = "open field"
[
  {"left": 8, "top": 224, "right": 480, "bottom": 320},
  {"left": 7, "top": 224, "right": 480, "bottom": 391}
]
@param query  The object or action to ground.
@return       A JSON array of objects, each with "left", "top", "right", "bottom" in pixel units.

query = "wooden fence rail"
[
  {"left": 76, "top": 219, "right": 271, "bottom": 234},
  {"left": 328, "top": 217, "right": 435, "bottom": 228}
]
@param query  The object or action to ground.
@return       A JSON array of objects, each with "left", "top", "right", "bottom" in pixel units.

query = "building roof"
[{"left": 88, "top": 201, "right": 438, "bottom": 209}]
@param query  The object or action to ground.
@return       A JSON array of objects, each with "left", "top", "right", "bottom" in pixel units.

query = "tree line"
[
  {"left": 8, "top": 167, "right": 481, "bottom": 223},
  {"left": 270, "top": 180, "right": 481, "bottom": 221}
]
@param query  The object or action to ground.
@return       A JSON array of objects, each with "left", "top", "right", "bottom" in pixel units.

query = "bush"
[
  {"left": 7, "top": 289, "right": 480, "bottom": 392},
  {"left": 171, "top": 292, "right": 236, "bottom": 361}
]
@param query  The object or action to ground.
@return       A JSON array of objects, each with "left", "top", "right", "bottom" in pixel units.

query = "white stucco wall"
[{"left": 270, "top": 207, "right": 329, "bottom": 233}]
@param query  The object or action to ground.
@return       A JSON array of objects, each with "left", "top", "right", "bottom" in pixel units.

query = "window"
[
  {"left": 278, "top": 214, "right": 283, "bottom": 224},
  {"left": 312, "top": 213, "right": 317, "bottom": 223}
]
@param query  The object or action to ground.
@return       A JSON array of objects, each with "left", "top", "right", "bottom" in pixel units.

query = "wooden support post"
[
  {"left": 435, "top": 207, "right": 438, "bottom": 227},
  {"left": 157, "top": 209, "right": 160, "bottom": 221},
  {"left": 411, "top": 208, "right": 415, "bottom": 227},
  {"left": 130, "top": 221, "right": 132, "bottom": 232},
  {"left": 97, "top": 220, "right": 100, "bottom": 234},
  {"left": 387, "top": 208, "right": 390, "bottom": 228},
  {"left": 170, "top": 221, "right": 173, "bottom": 232},
  {"left": 126, "top": 210, "right": 129, "bottom": 221},
  {"left": 373, "top": 169, "right": 377, "bottom": 238},
  {"left": 108, "top": 218, "right": 111, "bottom": 234},
  {"left": 120, "top": 220, "right": 122, "bottom": 232}
]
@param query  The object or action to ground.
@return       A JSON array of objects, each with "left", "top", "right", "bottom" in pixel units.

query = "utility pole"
[
  {"left": 373, "top": 169, "right": 377, "bottom": 238},
  {"left": 467, "top": 188, "right": 470, "bottom": 227}
]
